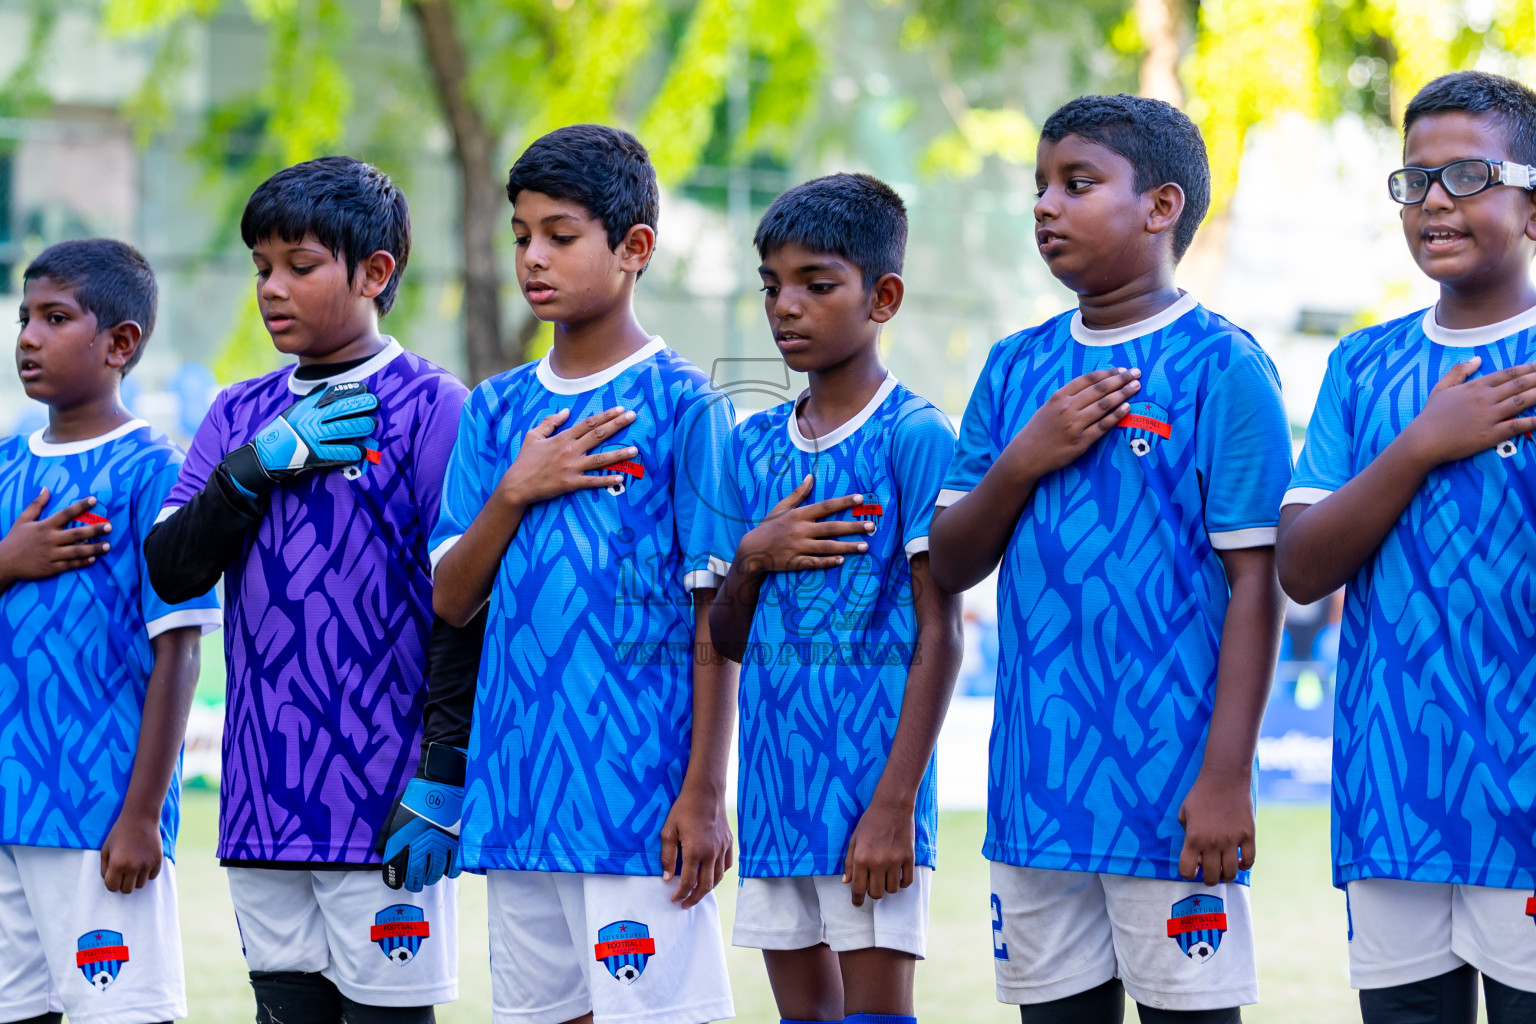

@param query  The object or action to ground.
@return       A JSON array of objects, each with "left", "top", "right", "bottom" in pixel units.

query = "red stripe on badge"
[
  {"left": 370, "top": 921, "right": 430, "bottom": 941},
  {"left": 612, "top": 459, "right": 644, "bottom": 479},
  {"left": 852, "top": 504, "right": 884, "bottom": 517},
  {"left": 1167, "top": 912, "right": 1227, "bottom": 936},
  {"left": 594, "top": 937, "right": 656, "bottom": 959},
  {"left": 1117, "top": 413, "right": 1172, "bottom": 438},
  {"left": 364, "top": 449, "right": 381, "bottom": 464},
  {"left": 76, "top": 945, "right": 129, "bottom": 966},
  {"left": 76, "top": 512, "right": 109, "bottom": 525}
]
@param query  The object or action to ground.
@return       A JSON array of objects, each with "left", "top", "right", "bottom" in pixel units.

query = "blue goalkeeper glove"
[
  {"left": 379, "top": 744, "right": 466, "bottom": 892},
  {"left": 224, "top": 381, "right": 380, "bottom": 496}
]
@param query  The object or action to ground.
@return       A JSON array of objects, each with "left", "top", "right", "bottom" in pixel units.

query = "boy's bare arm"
[
  {"left": 100, "top": 626, "right": 201, "bottom": 894},
  {"left": 1278, "top": 357, "right": 1536, "bottom": 603},
  {"left": 660, "top": 589, "right": 739, "bottom": 908},
  {"left": 709, "top": 475, "right": 870, "bottom": 663},
  {"left": 434, "top": 406, "right": 636, "bottom": 626},
  {"left": 843, "top": 554, "right": 962, "bottom": 907},
  {"left": 1177, "top": 546, "right": 1283, "bottom": 886},
  {"left": 929, "top": 368, "right": 1141, "bottom": 593}
]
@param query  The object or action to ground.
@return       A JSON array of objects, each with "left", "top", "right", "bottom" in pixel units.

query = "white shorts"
[
  {"left": 990, "top": 863, "right": 1258, "bottom": 1012},
  {"left": 227, "top": 866, "right": 458, "bottom": 1007},
  {"left": 1346, "top": 878, "right": 1536, "bottom": 991},
  {"left": 486, "top": 870, "right": 734, "bottom": 1024},
  {"left": 0, "top": 845, "right": 185, "bottom": 1024},
  {"left": 732, "top": 867, "right": 932, "bottom": 958}
]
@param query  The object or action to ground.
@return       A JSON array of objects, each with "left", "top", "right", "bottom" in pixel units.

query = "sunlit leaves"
[{"left": 920, "top": 106, "right": 1038, "bottom": 177}]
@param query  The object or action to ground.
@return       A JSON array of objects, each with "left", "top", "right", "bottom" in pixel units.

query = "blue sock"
[{"left": 844, "top": 1016, "right": 917, "bottom": 1024}]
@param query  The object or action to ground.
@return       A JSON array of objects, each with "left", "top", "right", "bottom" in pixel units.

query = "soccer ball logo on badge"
[
  {"left": 371, "top": 904, "right": 431, "bottom": 965},
  {"left": 588, "top": 446, "right": 646, "bottom": 496},
  {"left": 594, "top": 920, "right": 655, "bottom": 984},
  {"left": 1167, "top": 894, "right": 1227, "bottom": 964},
  {"left": 76, "top": 930, "right": 130, "bottom": 991},
  {"left": 1117, "top": 401, "right": 1172, "bottom": 457},
  {"left": 1497, "top": 431, "right": 1532, "bottom": 459}
]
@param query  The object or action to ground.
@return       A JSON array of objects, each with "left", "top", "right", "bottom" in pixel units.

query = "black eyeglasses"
[{"left": 1388, "top": 158, "right": 1536, "bottom": 204}]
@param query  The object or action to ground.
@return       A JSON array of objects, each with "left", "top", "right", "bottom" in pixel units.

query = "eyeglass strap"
[{"left": 1502, "top": 162, "right": 1535, "bottom": 189}]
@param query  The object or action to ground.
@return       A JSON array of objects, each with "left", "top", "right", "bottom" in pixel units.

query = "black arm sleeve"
[
  {"left": 144, "top": 464, "right": 266, "bottom": 605},
  {"left": 420, "top": 606, "right": 487, "bottom": 755}
]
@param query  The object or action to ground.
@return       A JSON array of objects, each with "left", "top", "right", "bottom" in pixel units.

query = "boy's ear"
[
  {"left": 617, "top": 223, "right": 656, "bottom": 274},
  {"left": 1145, "top": 182, "right": 1186, "bottom": 242},
  {"left": 102, "top": 320, "right": 143, "bottom": 372},
  {"left": 869, "top": 272, "right": 905, "bottom": 325},
  {"left": 1523, "top": 186, "right": 1536, "bottom": 245},
  {"left": 357, "top": 250, "right": 399, "bottom": 300}
]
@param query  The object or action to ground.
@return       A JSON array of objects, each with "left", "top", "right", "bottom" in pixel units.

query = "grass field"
[{"left": 170, "top": 794, "right": 1383, "bottom": 1023}]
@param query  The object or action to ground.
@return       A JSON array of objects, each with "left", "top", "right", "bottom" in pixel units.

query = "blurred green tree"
[{"left": 91, "top": 0, "right": 828, "bottom": 381}]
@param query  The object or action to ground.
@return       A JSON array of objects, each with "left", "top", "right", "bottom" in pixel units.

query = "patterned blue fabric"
[
  {"left": 1287, "top": 308, "right": 1536, "bottom": 890},
  {"left": 943, "top": 297, "right": 1292, "bottom": 883},
  {"left": 0, "top": 422, "right": 220, "bottom": 857},
  {"left": 432, "top": 340, "right": 735, "bottom": 874},
  {"left": 698, "top": 377, "right": 955, "bottom": 876}
]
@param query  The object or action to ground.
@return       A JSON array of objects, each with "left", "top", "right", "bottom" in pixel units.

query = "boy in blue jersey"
[
  {"left": 1277, "top": 71, "right": 1536, "bottom": 1024},
  {"left": 929, "top": 95, "right": 1292, "bottom": 1023},
  {"left": 430, "top": 125, "right": 737, "bottom": 1024},
  {"left": 0, "top": 240, "right": 221, "bottom": 1024},
  {"left": 705, "top": 173, "right": 963, "bottom": 1024},
  {"left": 144, "top": 158, "right": 471, "bottom": 1023}
]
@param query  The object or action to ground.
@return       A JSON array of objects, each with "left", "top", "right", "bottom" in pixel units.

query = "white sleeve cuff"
[
  {"left": 154, "top": 504, "right": 182, "bottom": 525},
  {"left": 935, "top": 489, "right": 969, "bottom": 507},
  {"left": 905, "top": 536, "right": 930, "bottom": 559},
  {"left": 707, "top": 555, "right": 731, "bottom": 579},
  {"left": 146, "top": 607, "right": 223, "bottom": 639},
  {"left": 683, "top": 569, "right": 721, "bottom": 591},
  {"left": 1208, "top": 526, "right": 1278, "bottom": 550},
  {"left": 429, "top": 535, "right": 461, "bottom": 575},
  {"left": 1281, "top": 486, "right": 1334, "bottom": 508}
]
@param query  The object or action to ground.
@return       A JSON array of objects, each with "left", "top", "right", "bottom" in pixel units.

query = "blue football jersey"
[
  {"left": 699, "top": 376, "right": 956, "bottom": 877},
  {"left": 943, "top": 294, "right": 1292, "bottom": 883},
  {"left": 1287, "top": 306, "right": 1536, "bottom": 890},
  {"left": 0, "top": 421, "right": 221, "bottom": 857},
  {"left": 431, "top": 339, "right": 735, "bottom": 874}
]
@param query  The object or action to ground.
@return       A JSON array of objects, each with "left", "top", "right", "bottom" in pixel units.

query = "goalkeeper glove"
[
  {"left": 379, "top": 743, "right": 467, "bottom": 892},
  {"left": 224, "top": 380, "right": 379, "bottom": 496}
]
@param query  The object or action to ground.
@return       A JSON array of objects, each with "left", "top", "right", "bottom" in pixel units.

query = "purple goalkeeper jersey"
[{"left": 161, "top": 340, "right": 467, "bottom": 863}]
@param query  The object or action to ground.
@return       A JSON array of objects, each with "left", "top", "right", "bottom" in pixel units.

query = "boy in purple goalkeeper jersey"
[
  {"left": 431, "top": 125, "right": 737, "bottom": 1024},
  {"left": 1, "top": 239, "right": 219, "bottom": 1024},
  {"left": 144, "top": 157, "right": 473, "bottom": 1023}
]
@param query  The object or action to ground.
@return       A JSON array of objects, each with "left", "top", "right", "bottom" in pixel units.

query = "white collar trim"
[
  {"left": 1070, "top": 292, "right": 1198, "bottom": 347},
  {"left": 1421, "top": 304, "right": 1536, "bottom": 347},
  {"left": 28, "top": 418, "right": 149, "bottom": 456},
  {"left": 286, "top": 337, "right": 405, "bottom": 395},
  {"left": 536, "top": 338, "right": 667, "bottom": 395},
  {"left": 788, "top": 374, "right": 899, "bottom": 453}
]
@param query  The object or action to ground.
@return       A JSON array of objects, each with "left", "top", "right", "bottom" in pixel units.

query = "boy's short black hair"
[
  {"left": 753, "top": 173, "right": 908, "bottom": 288},
  {"left": 1403, "top": 71, "right": 1536, "bottom": 164},
  {"left": 506, "top": 125, "right": 659, "bottom": 258},
  {"left": 23, "top": 238, "right": 157, "bottom": 374},
  {"left": 240, "top": 155, "right": 411, "bottom": 316},
  {"left": 1040, "top": 94, "right": 1211, "bottom": 260}
]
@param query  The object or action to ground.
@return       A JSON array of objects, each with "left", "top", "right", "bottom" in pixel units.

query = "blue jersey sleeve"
[
  {"left": 1285, "top": 344, "right": 1353, "bottom": 507},
  {"left": 135, "top": 454, "right": 221, "bottom": 637},
  {"left": 893, "top": 403, "right": 958, "bottom": 558},
  {"left": 693, "top": 425, "right": 749, "bottom": 582},
  {"left": 410, "top": 377, "right": 469, "bottom": 541},
  {"left": 939, "top": 342, "right": 1003, "bottom": 506},
  {"left": 674, "top": 386, "right": 736, "bottom": 590},
  {"left": 430, "top": 381, "right": 497, "bottom": 573},
  {"left": 1197, "top": 350, "right": 1294, "bottom": 549}
]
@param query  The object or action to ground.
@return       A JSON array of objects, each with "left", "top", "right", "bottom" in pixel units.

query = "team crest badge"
[
  {"left": 589, "top": 447, "right": 645, "bottom": 495},
  {"left": 1118, "top": 401, "right": 1172, "bottom": 457},
  {"left": 371, "top": 904, "right": 430, "bottom": 964},
  {"left": 852, "top": 497, "right": 884, "bottom": 523},
  {"left": 1167, "top": 894, "right": 1227, "bottom": 963},
  {"left": 72, "top": 510, "right": 109, "bottom": 529},
  {"left": 76, "top": 930, "right": 129, "bottom": 990},
  {"left": 342, "top": 436, "right": 384, "bottom": 480},
  {"left": 595, "top": 920, "right": 655, "bottom": 984}
]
